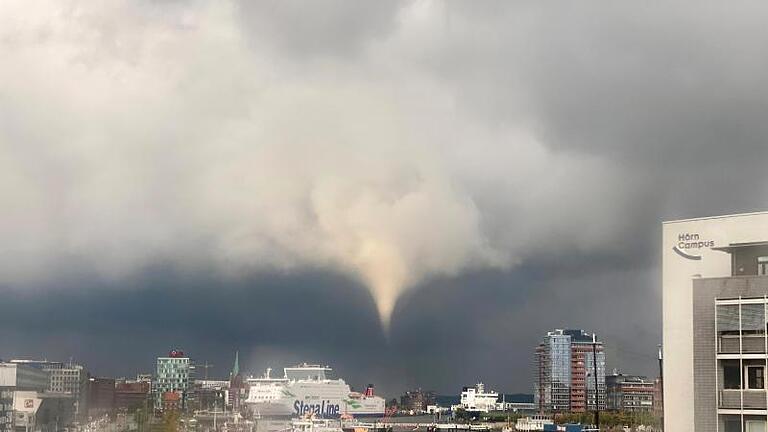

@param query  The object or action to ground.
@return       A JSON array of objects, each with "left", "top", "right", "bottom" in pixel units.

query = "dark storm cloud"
[
  {"left": 1, "top": 0, "right": 768, "bottom": 396},
  {"left": 0, "top": 269, "right": 397, "bottom": 391}
]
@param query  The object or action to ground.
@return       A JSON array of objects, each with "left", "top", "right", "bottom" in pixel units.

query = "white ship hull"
[{"left": 246, "top": 367, "right": 384, "bottom": 418}]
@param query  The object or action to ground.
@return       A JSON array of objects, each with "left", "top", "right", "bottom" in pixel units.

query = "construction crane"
[{"left": 199, "top": 361, "right": 215, "bottom": 380}]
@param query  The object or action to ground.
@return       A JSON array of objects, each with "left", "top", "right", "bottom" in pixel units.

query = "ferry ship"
[
  {"left": 456, "top": 383, "right": 499, "bottom": 413},
  {"left": 245, "top": 364, "right": 385, "bottom": 418}
]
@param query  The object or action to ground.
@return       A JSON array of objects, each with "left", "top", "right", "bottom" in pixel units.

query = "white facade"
[
  {"left": 515, "top": 415, "right": 554, "bottom": 431},
  {"left": 458, "top": 383, "right": 498, "bottom": 413},
  {"left": 663, "top": 211, "right": 768, "bottom": 432}
]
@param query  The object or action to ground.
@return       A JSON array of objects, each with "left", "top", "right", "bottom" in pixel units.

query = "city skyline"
[{"left": 2, "top": 0, "right": 768, "bottom": 402}]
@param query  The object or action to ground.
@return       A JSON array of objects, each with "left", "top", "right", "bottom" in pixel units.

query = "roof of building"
[
  {"left": 663, "top": 210, "right": 768, "bottom": 225},
  {"left": 713, "top": 241, "right": 768, "bottom": 253}
]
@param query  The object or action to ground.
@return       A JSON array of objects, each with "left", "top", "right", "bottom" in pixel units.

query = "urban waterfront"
[{"left": 3, "top": 1, "right": 768, "bottom": 431}]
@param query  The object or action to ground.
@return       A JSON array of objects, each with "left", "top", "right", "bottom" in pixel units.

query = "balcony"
[
  {"left": 719, "top": 390, "right": 768, "bottom": 409},
  {"left": 719, "top": 335, "right": 767, "bottom": 354}
]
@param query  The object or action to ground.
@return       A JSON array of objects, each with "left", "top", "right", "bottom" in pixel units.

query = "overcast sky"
[{"left": 1, "top": 0, "right": 768, "bottom": 397}]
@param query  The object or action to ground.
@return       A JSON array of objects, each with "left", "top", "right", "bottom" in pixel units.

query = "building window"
[
  {"left": 723, "top": 363, "right": 741, "bottom": 389},
  {"left": 746, "top": 420, "right": 767, "bottom": 432},
  {"left": 746, "top": 366, "right": 765, "bottom": 390},
  {"left": 759, "top": 256, "right": 768, "bottom": 276}
]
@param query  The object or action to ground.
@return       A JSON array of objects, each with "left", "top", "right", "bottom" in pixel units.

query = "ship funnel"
[{"left": 365, "top": 384, "right": 374, "bottom": 397}]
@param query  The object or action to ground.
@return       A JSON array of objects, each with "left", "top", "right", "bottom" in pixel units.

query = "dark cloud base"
[{"left": 0, "top": 262, "right": 661, "bottom": 397}]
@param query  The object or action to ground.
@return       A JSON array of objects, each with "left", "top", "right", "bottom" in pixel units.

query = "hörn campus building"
[{"left": 664, "top": 211, "right": 768, "bottom": 432}]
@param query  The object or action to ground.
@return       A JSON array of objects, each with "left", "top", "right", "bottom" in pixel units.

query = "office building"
[
  {"left": 535, "top": 329, "right": 606, "bottom": 413},
  {"left": 154, "top": 350, "right": 191, "bottom": 410},
  {"left": 10, "top": 360, "right": 89, "bottom": 419},
  {"left": 114, "top": 381, "right": 150, "bottom": 412},
  {"left": 13, "top": 391, "right": 75, "bottom": 432},
  {"left": 88, "top": 377, "right": 115, "bottom": 416},
  {"left": 663, "top": 211, "right": 768, "bottom": 432},
  {"left": 0, "top": 362, "right": 50, "bottom": 432},
  {"left": 605, "top": 372, "right": 654, "bottom": 412},
  {"left": 191, "top": 381, "right": 226, "bottom": 412}
]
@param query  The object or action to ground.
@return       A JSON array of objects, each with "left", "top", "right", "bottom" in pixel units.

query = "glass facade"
[
  {"left": 536, "top": 329, "right": 606, "bottom": 412},
  {"left": 549, "top": 334, "right": 572, "bottom": 411},
  {"left": 154, "top": 356, "right": 191, "bottom": 409},
  {"left": 583, "top": 350, "right": 606, "bottom": 410}
]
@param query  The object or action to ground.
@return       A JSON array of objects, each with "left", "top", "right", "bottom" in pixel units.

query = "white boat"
[{"left": 245, "top": 364, "right": 385, "bottom": 418}]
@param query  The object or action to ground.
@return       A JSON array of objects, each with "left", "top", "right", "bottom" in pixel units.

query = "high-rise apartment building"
[
  {"left": 154, "top": 349, "right": 191, "bottom": 410},
  {"left": 535, "top": 329, "right": 606, "bottom": 413},
  {"left": 663, "top": 211, "right": 768, "bottom": 432}
]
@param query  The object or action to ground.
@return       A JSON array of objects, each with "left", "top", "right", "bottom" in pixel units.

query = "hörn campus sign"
[{"left": 672, "top": 232, "right": 716, "bottom": 260}]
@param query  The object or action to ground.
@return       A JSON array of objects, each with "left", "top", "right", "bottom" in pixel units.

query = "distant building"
[
  {"left": 0, "top": 362, "right": 52, "bottom": 432},
  {"left": 154, "top": 350, "right": 191, "bottom": 411},
  {"left": 135, "top": 374, "right": 153, "bottom": 384},
  {"left": 191, "top": 381, "right": 226, "bottom": 412},
  {"left": 228, "top": 352, "right": 244, "bottom": 410},
  {"left": 10, "top": 360, "right": 90, "bottom": 420},
  {"left": 13, "top": 391, "right": 75, "bottom": 432},
  {"left": 0, "top": 363, "right": 50, "bottom": 392},
  {"left": 535, "top": 329, "right": 606, "bottom": 413},
  {"left": 399, "top": 388, "right": 436, "bottom": 413},
  {"left": 88, "top": 377, "right": 116, "bottom": 416},
  {"left": 653, "top": 377, "right": 663, "bottom": 417},
  {"left": 162, "top": 392, "right": 181, "bottom": 413},
  {"left": 497, "top": 394, "right": 537, "bottom": 413},
  {"left": 0, "top": 386, "right": 10, "bottom": 432},
  {"left": 605, "top": 372, "right": 654, "bottom": 412},
  {"left": 114, "top": 381, "right": 150, "bottom": 412}
]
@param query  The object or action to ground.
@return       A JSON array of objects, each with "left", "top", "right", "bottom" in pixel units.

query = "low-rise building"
[
  {"left": 497, "top": 394, "right": 536, "bottom": 413},
  {"left": 10, "top": 361, "right": 89, "bottom": 420},
  {"left": 400, "top": 389, "right": 436, "bottom": 413},
  {"left": 114, "top": 381, "right": 150, "bottom": 412},
  {"left": 605, "top": 373, "right": 655, "bottom": 412},
  {"left": 13, "top": 391, "right": 75, "bottom": 432},
  {"left": 0, "top": 362, "right": 50, "bottom": 432},
  {"left": 88, "top": 377, "right": 115, "bottom": 417}
]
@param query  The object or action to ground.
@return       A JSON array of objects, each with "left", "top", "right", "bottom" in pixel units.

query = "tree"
[{"left": 162, "top": 411, "right": 180, "bottom": 432}]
